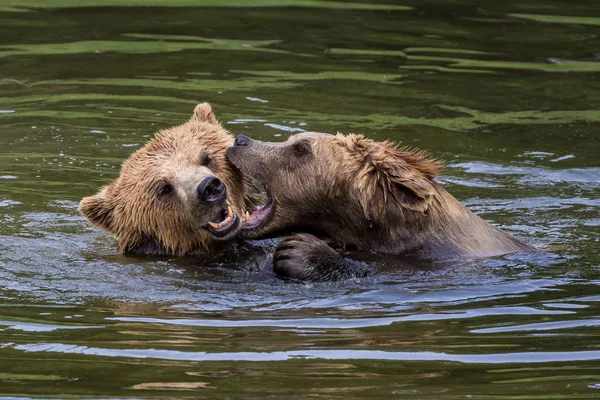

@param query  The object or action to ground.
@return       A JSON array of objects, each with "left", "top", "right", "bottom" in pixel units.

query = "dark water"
[{"left": 1, "top": 1, "right": 600, "bottom": 398}]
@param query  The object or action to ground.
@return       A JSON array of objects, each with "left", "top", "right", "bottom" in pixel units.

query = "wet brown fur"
[
  {"left": 227, "top": 132, "right": 533, "bottom": 260},
  {"left": 80, "top": 103, "right": 257, "bottom": 256}
]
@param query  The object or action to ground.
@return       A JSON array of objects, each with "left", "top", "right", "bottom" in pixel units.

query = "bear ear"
[
  {"left": 356, "top": 175, "right": 435, "bottom": 221},
  {"left": 79, "top": 187, "right": 115, "bottom": 232},
  {"left": 192, "top": 102, "right": 218, "bottom": 124},
  {"left": 377, "top": 152, "right": 437, "bottom": 214},
  {"left": 348, "top": 136, "right": 439, "bottom": 219},
  {"left": 392, "top": 176, "right": 436, "bottom": 213}
]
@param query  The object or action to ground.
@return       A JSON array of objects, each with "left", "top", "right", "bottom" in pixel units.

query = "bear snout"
[
  {"left": 197, "top": 176, "right": 226, "bottom": 203},
  {"left": 234, "top": 134, "right": 251, "bottom": 147}
]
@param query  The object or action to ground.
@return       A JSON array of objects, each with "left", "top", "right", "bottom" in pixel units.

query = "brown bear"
[
  {"left": 226, "top": 132, "right": 534, "bottom": 281},
  {"left": 80, "top": 103, "right": 258, "bottom": 256}
]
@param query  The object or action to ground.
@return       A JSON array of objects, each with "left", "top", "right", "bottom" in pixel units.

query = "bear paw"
[{"left": 273, "top": 233, "right": 371, "bottom": 282}]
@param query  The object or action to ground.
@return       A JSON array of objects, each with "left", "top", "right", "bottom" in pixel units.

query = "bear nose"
[
  {"left": 197, "top": 177, "right": 226, "bottom": 203},
  {"left": 234, "top": 134, "right": 250, "bottom": 147}
]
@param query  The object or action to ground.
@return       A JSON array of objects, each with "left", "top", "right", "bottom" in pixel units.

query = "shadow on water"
[{"left": 1, "top": 0, "right": 600, "bottom": 398}]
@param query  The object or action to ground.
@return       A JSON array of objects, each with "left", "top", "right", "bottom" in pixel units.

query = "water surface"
[{"left": 1, "top": 1, "right": 600, "bottom": 398}]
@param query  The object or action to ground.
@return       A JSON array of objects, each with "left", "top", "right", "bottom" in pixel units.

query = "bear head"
[
  {"left": 80, "top": 103, "right": 252, "bottom": 255},
  {"left": 226, "top": 132, "right": 442, "bottom": 243}
]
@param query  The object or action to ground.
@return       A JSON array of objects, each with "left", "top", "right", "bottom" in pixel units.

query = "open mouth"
[
  {"left": 241, "top": 183, "right": 275, "bottom": 231},
  {"left": 202, "top": 200, "right": 240, "bottom": 238}
]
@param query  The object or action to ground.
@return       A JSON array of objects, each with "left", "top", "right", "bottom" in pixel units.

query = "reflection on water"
[{"left": 1, "top": 0, "right": 600, "bottom": 398}]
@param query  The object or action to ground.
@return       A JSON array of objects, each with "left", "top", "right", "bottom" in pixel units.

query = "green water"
[{"left": 1, "top": 1, "right": 600, "bottom": 398}]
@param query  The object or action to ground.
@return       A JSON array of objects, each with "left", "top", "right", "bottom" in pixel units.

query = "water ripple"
[
  {"left": 10, "top": 343, "right": 600, "bottom": 364},
  {"left": 472, "top": 319, "right": 600, "bottom": 334}
]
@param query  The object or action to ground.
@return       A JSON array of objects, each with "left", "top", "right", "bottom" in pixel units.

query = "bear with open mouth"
[
  {"left": 226, "top": 132, "right": 534, "bottom": 281},
  {"left": 80, "top": 103, "right": 259, "bottom": 256}
]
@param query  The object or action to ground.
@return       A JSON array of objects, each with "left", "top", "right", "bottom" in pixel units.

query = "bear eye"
[
  {"left": 156, "top": 181, "right": 174, "bottom": 197},
  {"left": 201, "top": 153, "right": 212, "bottom": 166},
  {"left": 293, "top": 141, "right": 311, "bottom": 156}
]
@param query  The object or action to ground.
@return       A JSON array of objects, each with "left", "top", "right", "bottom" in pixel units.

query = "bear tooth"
[
  {"left": 208, "top": 221, "right": 220, "bottom": 229},
  {"left": 245, "top": 211, "right": 250, "bottom": 221},
  {"left": 226, "top": 199, "right": 231, "bottom": 206},
  {"left": 227, "top": 205, "right": 233, "bottom": 218}
]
